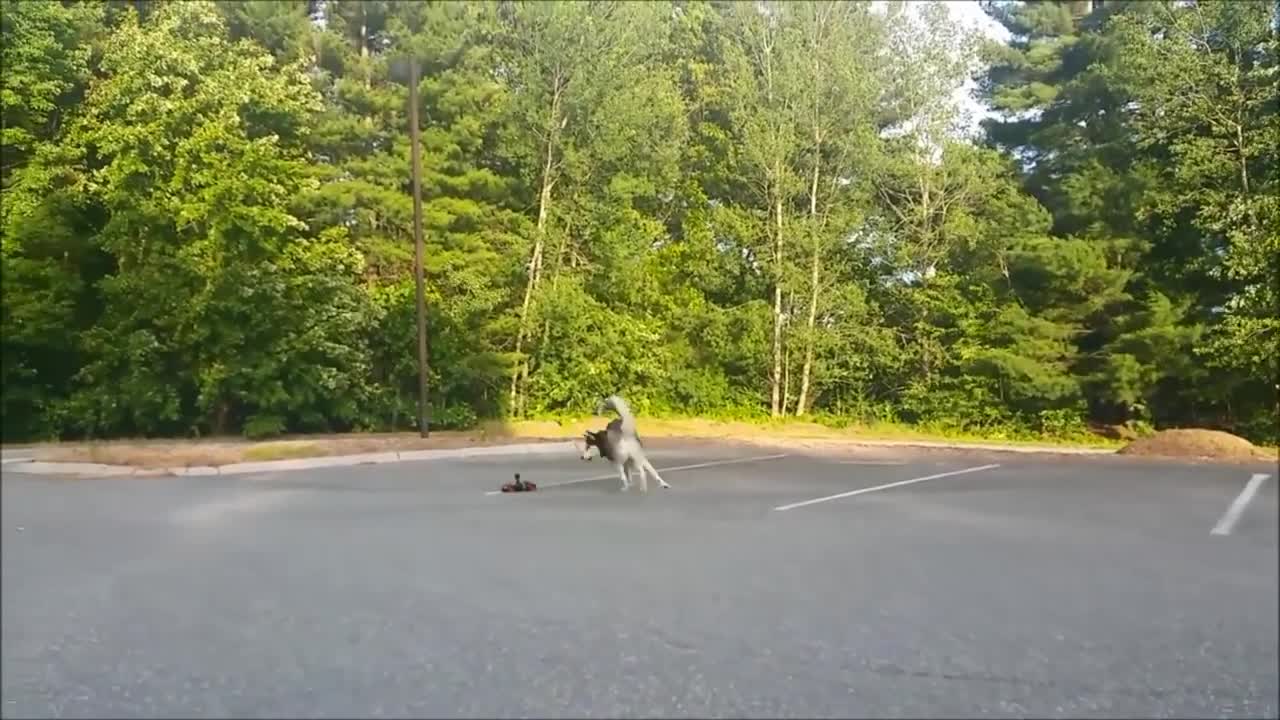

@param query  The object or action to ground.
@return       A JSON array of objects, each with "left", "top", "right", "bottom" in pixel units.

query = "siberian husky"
[{"left": 579, "top": 395, "right": 671, "bottom": 493}]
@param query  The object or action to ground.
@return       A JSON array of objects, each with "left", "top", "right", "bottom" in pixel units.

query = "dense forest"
[{"left": 2, "top": 0, "right": 1276, "bottom": 444}]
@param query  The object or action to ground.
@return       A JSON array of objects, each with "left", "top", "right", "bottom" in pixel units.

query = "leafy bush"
[
  {"left": 433, "top": 404, "right": 479, "bottom": 431},
  {"left": 243, "top": 414, "right": 286, "bottom": 440}
]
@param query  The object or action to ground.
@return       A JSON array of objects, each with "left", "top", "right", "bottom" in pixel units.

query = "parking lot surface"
[{"left": 3, "top": 444, "right": 1276, "bottom": 718}]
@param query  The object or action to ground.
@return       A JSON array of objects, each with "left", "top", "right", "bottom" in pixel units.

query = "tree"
[
  {"left": 1107, "top": 1, "right": 1279, "bottom": 434},
  {"left": 787, "top": 1, "right": 888, "bottom": 416},
  {"left": 0, "top": 0, "right": 106, "bottom": 438},
  {"left": 25, "top": 1, "right": 375, "bottom": 436},
  {"left": 2, "top": 0, "right": 1273, "bottom": 445},
  {"left": 721, "top": 1, "right": 805, "bottom": 417},
  {"left": 494, "top": 0, "right": 682, "bottom": 417},
  {"left": 980, "top": 0, "right": 1277, "bottom": 439}
]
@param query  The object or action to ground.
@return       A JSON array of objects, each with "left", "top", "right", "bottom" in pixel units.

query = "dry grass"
[
  {"left": 240, "top": 443, "right": 325, "bottom": 462},
  {"left": 519, "top": 416, "right": 1121, "bottom": 447},
  {"left": 73, "top": 443, "right": 250, "bottom": 468},
  {"left": 19, "top": 415, "right": 1126, "bottom": 469}
]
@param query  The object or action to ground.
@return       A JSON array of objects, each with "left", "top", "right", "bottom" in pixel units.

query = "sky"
[
  {"left": 939, "top": 1, "right": 1013, "bottom": 132},
  {"left": 314, "top": 0, "right": 1014, "bottom": 133},
  {"left": 942, "top": 0, "right": 1012, "bottom": 41}
]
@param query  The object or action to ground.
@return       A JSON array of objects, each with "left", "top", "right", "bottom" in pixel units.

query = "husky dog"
[{"left": 579, "top": 394, "right": 671, "bottom": 492}]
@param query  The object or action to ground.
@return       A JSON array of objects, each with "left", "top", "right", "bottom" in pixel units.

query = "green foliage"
[
  {"left": 0, "top": 0, "right": 101, "bottom": 191},
  {"left": 243, "top": 414, "right": 286, "bottom": 440},
  {"left": 980, "top": 0, "right": 1278, "bottom": 441},
  {"left": 1, "top": 0, "right": 1274, "bottom": 445}
]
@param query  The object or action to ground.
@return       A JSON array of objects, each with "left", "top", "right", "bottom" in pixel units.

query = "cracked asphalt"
[{"left": 2, "top": 443, "right": 1277, "bottom": 718}]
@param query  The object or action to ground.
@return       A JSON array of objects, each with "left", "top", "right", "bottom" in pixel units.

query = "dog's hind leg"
[
  {"left": 616, "top": 464, "right": 631, "bottom": 492},
  {"left": 642, "top": 457, "right": 671, "bottom": 489},
  {"left": 634, "top": 459, "right": 648, "bottom": 493}
]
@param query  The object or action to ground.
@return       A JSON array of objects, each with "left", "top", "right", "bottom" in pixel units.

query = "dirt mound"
[{"left": 1118, "top": 428, "right": 1275, "bottom": 462}]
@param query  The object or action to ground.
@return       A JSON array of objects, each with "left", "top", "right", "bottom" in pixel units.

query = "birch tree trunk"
[
  {"left": 795, "top": 141, "right": 821, "bottom": 416},
  {"left": 509, "top": 82, "right": 562, "bottom": 416},
  {"left": 770, "top": 188, "right": 785, "bottom": 417}
]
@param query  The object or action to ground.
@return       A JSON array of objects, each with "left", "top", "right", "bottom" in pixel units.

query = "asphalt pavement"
[{"left": 2, "top": 443, "right": 1276, "bottom": 718}]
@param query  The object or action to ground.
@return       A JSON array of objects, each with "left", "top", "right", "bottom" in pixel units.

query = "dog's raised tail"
[{"left": 600, "top": 394, "right": 636, "bottom": 433}]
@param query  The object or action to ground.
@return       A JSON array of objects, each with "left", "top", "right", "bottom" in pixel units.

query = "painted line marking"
[
  {"left": 774, "top": 463, "right": 1001, "bottom": 512},
  {"left": 1211, "top": 473, "right": 1271, "bottom": 536},
  {"left": 485, "top": 453, "right": 790, "bottom": 495}
]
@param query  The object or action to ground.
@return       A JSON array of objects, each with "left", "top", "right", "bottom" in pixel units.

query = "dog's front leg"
[
  {"left": 635, "top": 459, "right": 648, "bottom": 493},
  {"left": 616, "top": 463, "right": 631, "bottom": 492}
]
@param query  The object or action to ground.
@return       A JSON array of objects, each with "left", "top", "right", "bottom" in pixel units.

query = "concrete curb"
[{"left": 3, "top": 441, "right": 577, "bottom": 478}]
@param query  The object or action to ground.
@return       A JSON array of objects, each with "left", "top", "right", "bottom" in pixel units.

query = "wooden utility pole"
[{"left": 408, "top": 56, "right": 430, "bottom": 438}]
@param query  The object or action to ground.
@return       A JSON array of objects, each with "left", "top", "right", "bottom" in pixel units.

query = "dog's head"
[{"left": 578, "top": 430, "right": 606, "bottom": 461}]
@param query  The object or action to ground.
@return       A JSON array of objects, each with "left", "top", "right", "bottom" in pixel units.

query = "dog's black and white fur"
[{"left": 579, "top": 394, "right": 670, "bottom": 492}]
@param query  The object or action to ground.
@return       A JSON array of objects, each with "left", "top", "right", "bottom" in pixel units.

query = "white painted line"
[
  {"left": 773, "top": 463, "right": 1001, "bottom": 512},
  {"left": 1211, "top": 473, "right": 1271, "bottom": 536},
  {"left": 485, "top": 453, "right": 790, "bottom": 495}
]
